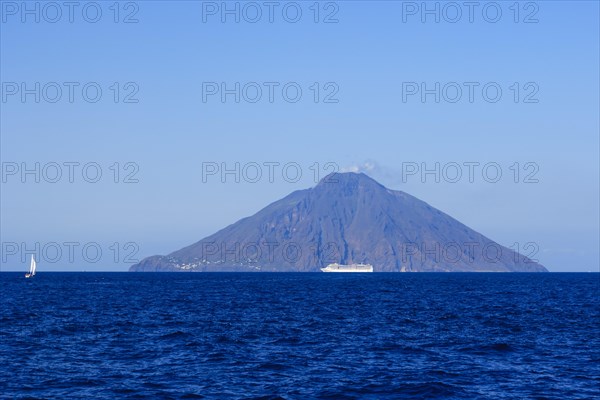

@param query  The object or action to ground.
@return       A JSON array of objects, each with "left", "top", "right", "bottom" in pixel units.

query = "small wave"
[
  {"left": 180, "top": 393, "right": 205, "bottom": 399},
  {"left": 257, "top": 362, "right": 289, "bottom": 371},
  {"left": 392, "top": 381, "right": 465, "bottom": 397},
  {"left": 159, "top": 330, "right": 190, "bottom": 339},
  {"left": 458, "top": 342, "right": 515, "bottom": 354}
]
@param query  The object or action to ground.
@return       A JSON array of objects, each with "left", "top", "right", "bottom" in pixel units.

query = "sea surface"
[{"left": 1, "top": 273, "right": 598, "bottom": 399}]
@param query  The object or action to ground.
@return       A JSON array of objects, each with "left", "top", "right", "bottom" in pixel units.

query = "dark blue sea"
[{"left": 1, "top": 273, "right": 598, "bottom": 399}]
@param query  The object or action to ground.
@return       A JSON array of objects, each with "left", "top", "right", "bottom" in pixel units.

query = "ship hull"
[{"left": 320, "top": 268, "right": 373, "bottom": 273}]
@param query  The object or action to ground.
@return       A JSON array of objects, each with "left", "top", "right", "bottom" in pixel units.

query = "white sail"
[{"left": 29, "top": 255, "right": 36, "bottom": 276}]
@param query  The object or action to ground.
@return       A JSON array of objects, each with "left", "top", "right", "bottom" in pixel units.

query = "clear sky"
[{"left": 1, "top": 1, "right": 598, "bottom": 272}]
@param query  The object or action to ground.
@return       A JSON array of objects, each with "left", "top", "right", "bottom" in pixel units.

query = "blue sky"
[{"left": 1, "top": 1, "right": 598, "bottom": 271}]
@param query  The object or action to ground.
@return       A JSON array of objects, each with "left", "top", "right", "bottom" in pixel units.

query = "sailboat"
[{"left": 25, "top": 255, "right": 36, "bottom": 278}]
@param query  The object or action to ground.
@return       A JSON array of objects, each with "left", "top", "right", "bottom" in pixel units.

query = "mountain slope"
[{"left": 130, "top": 173, "right": 547, "bottom": 272}]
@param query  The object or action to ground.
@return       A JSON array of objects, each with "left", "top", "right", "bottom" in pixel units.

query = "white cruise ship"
[{"left": 320, "top": 263, "right": 373, "bottom": 273}]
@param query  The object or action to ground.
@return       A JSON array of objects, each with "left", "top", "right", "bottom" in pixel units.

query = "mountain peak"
[
  {"left": 319, "top": 171, "right": 376, "bottom": 183},
  {"left": 316, "top": 172, "right": 387, "bottom": 194}
]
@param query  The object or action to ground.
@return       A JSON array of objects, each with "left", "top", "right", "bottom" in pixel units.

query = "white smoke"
[{"left": 341, "top": 161, "right": 378, "bottom": 173}]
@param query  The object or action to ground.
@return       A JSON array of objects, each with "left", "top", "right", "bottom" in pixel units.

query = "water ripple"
[{"left": 1, "top": 272, "right": 598, "bottom": 399}]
